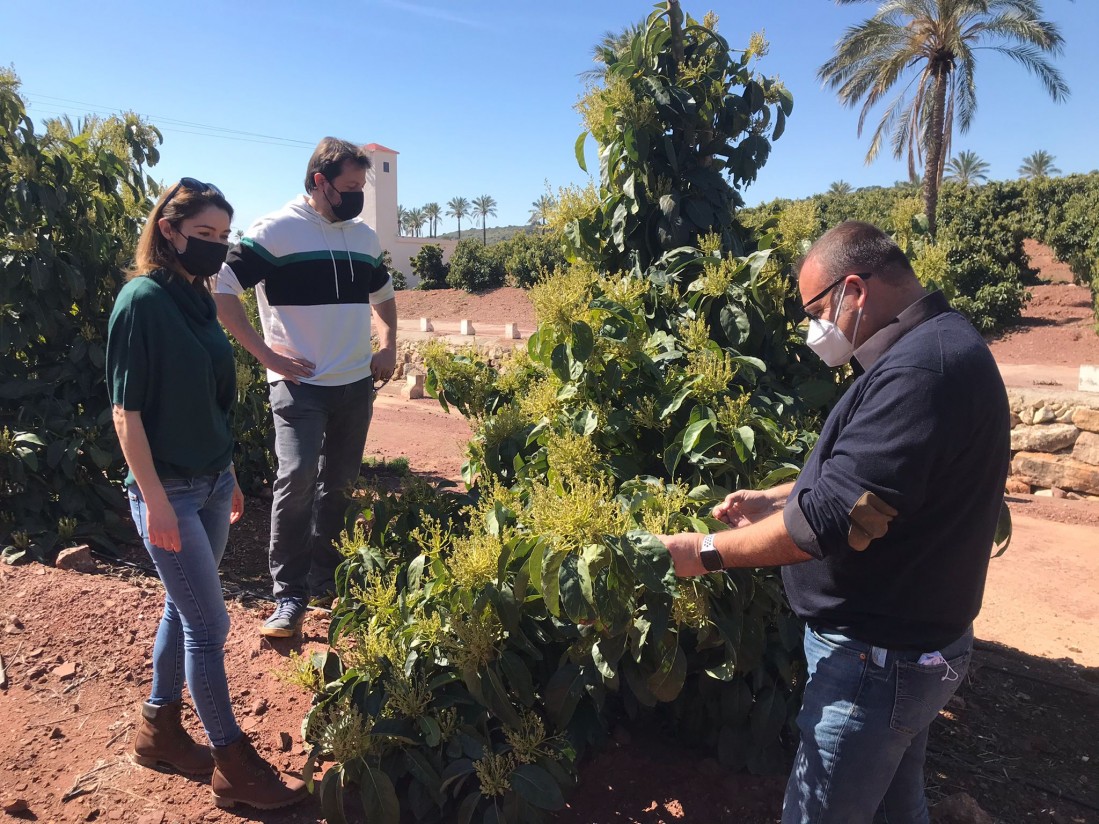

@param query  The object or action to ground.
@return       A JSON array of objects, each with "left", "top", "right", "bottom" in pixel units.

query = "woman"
[{"left": 107, "top": 179, "right": 306, "bottom": 811}]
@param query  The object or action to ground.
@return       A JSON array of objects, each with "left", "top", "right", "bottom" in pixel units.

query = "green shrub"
[
  {"left": 498, "top": 232, "right": 567, "bottom": 288},
  {"left": 300, "top": 10, "right": 824, "bottom": 822},
  {"left": 229, "top": 290, "right": 275, "bottom": 495},
  {"left": 446, "top": 239, "right": 505, "bottom": 292},
  {"left": 0, "top": 73, "right": 161, "bottom": 562},
  {"left": 411, "top": 244, "right": 448, "bottom": 290}
]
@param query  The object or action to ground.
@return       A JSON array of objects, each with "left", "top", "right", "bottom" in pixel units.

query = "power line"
[{"left": 24, "top": 91, "right": 316, "bottom": 149}]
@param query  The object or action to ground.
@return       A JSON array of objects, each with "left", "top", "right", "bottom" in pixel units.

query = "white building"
[{"left": 362, "top": 143, "right": 457, "bottom": 288}]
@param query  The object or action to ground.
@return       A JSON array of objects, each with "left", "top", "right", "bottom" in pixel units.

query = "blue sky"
[{"left": 3, "top": 1, "right": 1096, "bottom": 234}]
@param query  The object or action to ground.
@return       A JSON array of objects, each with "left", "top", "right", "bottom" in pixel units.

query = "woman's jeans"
[
  {"left": 782, "top": 624, "right": 973, "bottom": 824},
  {"left": 128, "top": 469, "right": 242, "bottom": 748}
]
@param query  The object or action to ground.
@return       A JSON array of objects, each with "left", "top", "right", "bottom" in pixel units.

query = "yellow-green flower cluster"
[
  {"left": 672, "top": 579, "right": 712, "bottom": 631},
  {"left": 526, "top": 477, "right": 627, "bottom": 554},
  {"left": 313, "top": 705, "right": 376, "bottom": 763},
  {"left": 530, "top": 262, "right": 598, "bottom": 332},
  {"left": 576, "top": 75, "right": 658, "bottom": 145},
  {"left": 637, "top": 480, "right": 692, "bottom": 535},
  {"left": 679, "top": 316, "right": 712, "bottom": 353},
  {"left": 504, "top": 710, "right": 551, "bottom": 765},
  {"left": 545, "top": 429, "right": 603, "bottom": 486},
  {"left": 445, "top": 607, "right": 502, "bottom": 670},
  {"left": 473, "top": 752, "right": 514, "bottom": 797},
  {"left": 517, "top": 376, "right": 564, "bottom": 424},
  {"left": 687, "top": 348, "right": 739, "bottom": 400},
  {"left": 448, "top": 529, "right": 504, "bottom": 591},
  {"left": 276, "top": 650, "right": 326, "bottom": 696},
  {"left": 543, "top": 181, "right": 600, "bottom": 237},
  {"left": 384, "top": 670, "right": 433, "bottom": 719},
  {"left": 716, "top": 394, "right": 752, "bottom": 433}
]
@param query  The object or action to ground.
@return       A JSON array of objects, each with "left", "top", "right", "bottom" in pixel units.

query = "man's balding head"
[{"left": 799, "top": 221, "right": 917, "bottom": 289}]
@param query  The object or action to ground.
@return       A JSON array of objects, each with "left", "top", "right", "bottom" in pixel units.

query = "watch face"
[{"left": 700, "top": 548, "right": 723, "bottom": 572}]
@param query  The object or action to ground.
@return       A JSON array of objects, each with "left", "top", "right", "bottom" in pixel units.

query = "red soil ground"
[{"left": 2, "top": 255, "right": 1097, "bottom": 824}]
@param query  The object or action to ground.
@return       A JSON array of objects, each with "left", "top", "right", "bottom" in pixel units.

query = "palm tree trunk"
[
  {"left": 922, "top": 65, "right": 949, "bottom": 239},
  {"left": 458, "top": 218, "right": 462, "bottom": 240}
]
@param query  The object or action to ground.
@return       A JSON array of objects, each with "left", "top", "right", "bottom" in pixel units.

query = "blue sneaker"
[{"left": 260, "top": 597, "right": 307, "bottom": 638}]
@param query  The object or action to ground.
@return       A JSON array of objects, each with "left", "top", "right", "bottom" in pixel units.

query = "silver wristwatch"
[{"left": 699, "top": 534, "right": 723, "bottom": 572}]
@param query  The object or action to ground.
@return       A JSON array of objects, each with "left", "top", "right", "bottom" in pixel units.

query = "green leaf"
[
  {"left": 510, "top": 764, "right": 566, "bottom": 811},
  {"left": 749, "top": 684, "right": 785, "bottom": 744},
  {"left": 622, "top": 532, "right": 676, "bottom": 593},
  {"left": 319, "top": 767, "right": 348, "bottom": 824},
  {"left": 992, "top": 499, "right": 1012, "bottom": 558},
  {"left": 682, "top": 418, "right": 714, "bottom": 453},
  {"left": 544, "top": 663, "right": 584, "bottom": 728},
  {"left": 480, "top": 666, "right": 523, "bottom": 728},
  {"left": 574, "top": 132, "right": 588, "bottom": 173},
  {"left": 359, "top": 764, "right": 401, "bottom": 824},
  {"left": 570, "top": 321, "right": 594, "bottom": 363},
  {"left": 550, "top": 343, "right": 571, "bottom": 384},
  {"left": 560, "top": 552, "right": 595, "bottom": 623},
  {"left": 441, "top": 759, "right": 476, "bottom": 795},
  {"left": 541, "top": 548, "right": 566, "bottom": 617},
  {"left": 646, "top": 634, "right": 687, "bottom": 702}
]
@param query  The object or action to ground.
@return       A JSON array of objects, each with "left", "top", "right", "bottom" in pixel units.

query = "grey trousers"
[{"left": 268, "top": 376, "right": 374, "bottom": 599}]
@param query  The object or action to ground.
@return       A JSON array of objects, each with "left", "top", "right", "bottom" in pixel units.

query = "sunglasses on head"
[
  {"left": 164, "top": 177, "right": 224, "bottom": 206},
  {"left": 801, "top": 272, "right": 873, "bottom": 322}
]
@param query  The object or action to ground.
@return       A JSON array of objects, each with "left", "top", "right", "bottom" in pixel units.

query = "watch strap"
[{"left": 699, "top": 533, "right": 723, "bottom": 571}]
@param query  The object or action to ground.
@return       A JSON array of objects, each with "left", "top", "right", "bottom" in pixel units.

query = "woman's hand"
[
  {"left": 230, "top": 480, "right": 245, "bottom": 524},
  {"left": 146, "top": 496, "right": 181, "bottom": 552}
]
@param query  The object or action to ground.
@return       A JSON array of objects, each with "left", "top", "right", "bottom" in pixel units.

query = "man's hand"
[
  {"left": 371, "top": 346, "right": 396, "bottom": 382},
  {"left": 656, "top": 532, "right": 707, "bottom": 578},
  {"left": 259, "top": 348, "right": 315, "bottom": 384},
  {"left": 714, "top": 489, "right": 778, "bottom": 527}
]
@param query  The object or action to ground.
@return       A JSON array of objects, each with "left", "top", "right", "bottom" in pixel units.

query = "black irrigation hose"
[{"left": 88, "top": 549, "right": 332, "bottom": 614}]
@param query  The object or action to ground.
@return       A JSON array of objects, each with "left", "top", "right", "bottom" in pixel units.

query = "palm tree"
[
  {"left": 818, "top": 0, "right": 1067, "bottom": 236},
  {"left": 408, "top": 207, "right": 428, "bottom": 237},
  {"left": 827, "top": 180, "right": 853, "bottom": 196},
  {"left": 397, "top": 204, "right": 409, "bottom": 236},
  {"left": 582, "top": 22, "right": 645, "bottom": 81},
  {"left": 944, "top": 150, "right": 990, "bottom": 187},
  {"left": 529, "top": 194, "right": 556, "bottom": 229},
  {"left": 472, "top": 195, "right": 497, "bottom": 246},
  {"left": 1019, "top": 150, "right": 1061, "bottom": 180},
  {"left": 423, "top": 202, "right": 442, "bottom": 238},
  {"left": 446, "top": 196, "right": 470, "bottom": 240}
]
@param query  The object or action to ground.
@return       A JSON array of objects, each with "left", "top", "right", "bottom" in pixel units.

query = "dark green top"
[{"left": 106, "top": 269, "right": 236, "bottom": 484}]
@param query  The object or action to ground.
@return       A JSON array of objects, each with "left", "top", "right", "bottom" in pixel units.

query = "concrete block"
[
  {"left": 401, "top": 373, "right": 425, "bottom": 400},
  {"left": 504, "top": 322, "right": 521, "bottom": 339},
  {"left": 1081, "top": 365, "right": 1099, "bottom": 394},
  {"left": 420, "top": 317, "right": 433, "bottom": 332},
  {"left": 460, "top": 319, "right": 476, "bottom": 336}
]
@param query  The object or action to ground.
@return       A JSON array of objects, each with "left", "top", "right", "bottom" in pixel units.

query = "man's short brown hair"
[
  {"left": 304, "top": 137, "right": 371, "bottom": 192},
  {"left": 799, "top": 220, "right": 914, "bottom": 285}
]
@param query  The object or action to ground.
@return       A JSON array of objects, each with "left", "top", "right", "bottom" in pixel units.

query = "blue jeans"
[
  {"left": 128, "top": 469, "right": 242, "bottom": 748},
  {"left": 268, "top": 376, "right": 374, "bottom": 599},
  {"left": 782, "top": 624, "right": 973, "bottom": 824}
]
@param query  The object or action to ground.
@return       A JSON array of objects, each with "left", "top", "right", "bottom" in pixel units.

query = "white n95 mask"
[{"left": 805, "top": 283, "right": 864, "bottom": 367}]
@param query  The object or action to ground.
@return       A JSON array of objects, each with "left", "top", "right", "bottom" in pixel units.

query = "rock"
[
  {"left": 50, "top": 726, "right": 64, "bottom": 739},
  {"left": 1033, "top": 406, "right": 1056, "bottom": 424},
  {"left": 55, "top": 545, "right": 97, "bottom": 573},
  {"left": 931, "top": 792, "right": 993, "bottom": 824},
  {"left": 1009, "top": 423, "right": 1079, "bottom": 454},
  {"left": 136, "top": 812, "right": 165, "bottom": 824},
  {"left": 53, "top": 662, "right": 77, "bottom": 680},
  {"left": 2, "top": 798, "right": 29, "bottom": 815},
  {"left": 1073, "top": 431, "right": 1099, "bottom": 466},
  {"left": 251, "top": 698, "right": 268, "bottom": 716},
  {"left": 1073, "top": 407, "right": 1099, "bottom": 434},
  {"left": 1012, "top": 452, "right": 1099, "bottom": 496},
  {"left": 279, "top": 731, "right": 293, "bottom": 752},
  {"left": 1004, "top": 477, "right": 1031, "bottom": 494}
]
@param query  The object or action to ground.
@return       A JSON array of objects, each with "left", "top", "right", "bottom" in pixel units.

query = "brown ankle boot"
[
  {"left": 210, "top": 735, "right": 307, "bottom": 810},
  {"left": 131, "top": 701, "right": 214, "bottom": 776}
]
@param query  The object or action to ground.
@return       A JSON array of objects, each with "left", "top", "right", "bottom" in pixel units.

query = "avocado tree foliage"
[
  {"left": 301, "top": 6, "right": 839, "bottom": 822},
  {"left": 0, "top": 71, "right": 161, "bottom": 561}
]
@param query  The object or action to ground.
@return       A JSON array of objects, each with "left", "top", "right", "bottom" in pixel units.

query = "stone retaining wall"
[{"left": 1007, "top": 388, "right": 1099, "bottom": 498}]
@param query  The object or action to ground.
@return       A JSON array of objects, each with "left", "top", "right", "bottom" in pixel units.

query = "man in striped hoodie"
[{"left": 213, "top": 137, "right": 397, "bottom": 637}]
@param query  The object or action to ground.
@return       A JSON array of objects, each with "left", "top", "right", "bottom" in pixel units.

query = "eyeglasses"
[
  {"left": 801, "top": 272, "right": 873, "bottom": 322},
  {"left": 163, "top": 177, "right": 224, "bottom": 207}
]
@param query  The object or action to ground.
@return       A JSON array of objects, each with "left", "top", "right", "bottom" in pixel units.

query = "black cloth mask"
[
  {"left": 325, "top": 183, "right": 364, "bottom": 222},
  {"left": 175, "top": 235, "right": 229, "bottom": 279}
]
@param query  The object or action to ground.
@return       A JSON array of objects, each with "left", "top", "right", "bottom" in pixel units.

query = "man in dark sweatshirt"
[{"left": 660, "top": 220, "right": 1010, "bottom": 824}]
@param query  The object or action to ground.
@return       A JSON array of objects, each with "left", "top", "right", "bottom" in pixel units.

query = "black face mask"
[
  {"left": 175, "top": 234, "right": 229, "bottom": 279},
  {"left": 324, "top": 181, "right": 364, "bottom": 222}
]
